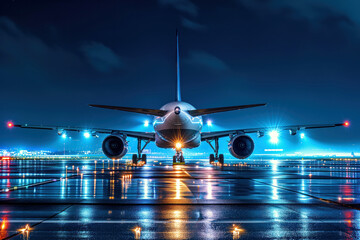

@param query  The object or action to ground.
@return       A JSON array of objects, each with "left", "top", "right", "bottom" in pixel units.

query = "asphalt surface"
[{"left": 1, "top": 158, "right": 360, "bottom": 239}]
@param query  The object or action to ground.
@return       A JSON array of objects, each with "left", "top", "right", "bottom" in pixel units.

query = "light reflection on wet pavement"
[{"left": 1, "top": 158, "right": 360, "bottom": 239}]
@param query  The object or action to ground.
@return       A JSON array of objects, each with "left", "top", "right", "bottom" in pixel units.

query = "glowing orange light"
[
  {"left": 1, "top": 219, "right": 7, "bottom": 230},
  {"left": 175, "top": 142, "right": 182, "bottom": 149},
  {"left": 344, "top": 121, "right": 350, "bottom": 127},
  {"left": 7, "top": 122, "right": 13, "bottom": 128},
  {"left": 18, "top": 224, "right": 31, "bottom": 233}
]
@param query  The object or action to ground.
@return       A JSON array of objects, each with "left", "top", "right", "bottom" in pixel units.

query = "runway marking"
[
  {"left": 3, "top": 203, "right": 74, "bottom": 240},
  {"left": 0, "top": 175, "right": 78, "bottom": 194},
  {"left": 251, "top": 178, "right": 360, "bottom": 211},
  {"left": 182, "top": 170, "right": 191, "bottom": 177}
]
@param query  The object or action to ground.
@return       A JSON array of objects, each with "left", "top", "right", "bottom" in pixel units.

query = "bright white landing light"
[
  {"left": 144, "top": 120, "right": 149, "bottom": 127},
  {"left": 84, "top": 132, "right": 90, "bottom": 138},
  {"left": 269, "top": 130, "right": 279, "bottom": 144}
]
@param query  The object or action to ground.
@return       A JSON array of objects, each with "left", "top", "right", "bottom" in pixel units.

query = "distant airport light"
[
  {"left": 300, "top": 133, "right": 305, "bottom": 139},
  {"left": 207, "top": 120, "right": 212, "bottom": 126},
  {"left": 61, "top": 133, "right": 67, "bottom": 139},
  {"left": 83, "top": 132, "right": 90, "bottom": 138},
  {"left": 144, "top": 120, "right": 149, "bottom": 127},
  {"left": 175, "top": 142, "right": 182, "bottom": 150},
  {"left": 269, "top": 130, "right": 279, "bottom": 144},
  {"left": 344, "top": 121, "right": 350, "bottom": 127},
  {"left": 7, "top": 122, "right": 13, "bottom": 128}
]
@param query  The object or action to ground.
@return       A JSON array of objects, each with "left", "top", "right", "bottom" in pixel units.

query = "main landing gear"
[
  {"left": 173, "top": 149, "right": 185, "bottom": 164},
  {"left": 206, "top": 138, "right": 224, "bottom": 165},
  {"left": 132, "top": 138, "right": 150, "bottom": 165}
]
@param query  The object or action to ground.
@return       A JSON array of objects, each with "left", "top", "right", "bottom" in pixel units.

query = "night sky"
[{"left": 0, "top": 0, "right": 358, "bottom": 154}]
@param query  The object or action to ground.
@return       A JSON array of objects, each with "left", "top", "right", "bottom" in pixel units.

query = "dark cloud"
[
  {"left": 80, "top": 42, "right": 123, "bottom": 73},
  {"left": 239, "top": 0, "right": 357, "bottom": 28},
  {"left": 158, "top": 0, "right": 198, "bottom": 16},
  {"left": 185, "top": 50, "right": 229, "bottom": 71},
  {"left": 181, "top": 17, "right": 206, "bottom": 30},
  {"left": 0, "top": 17, "right": 85, "bottom": 91}
]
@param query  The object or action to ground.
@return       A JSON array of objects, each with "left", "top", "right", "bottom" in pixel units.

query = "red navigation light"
[
  {"left": 344, "top": 121, "right": 350, "bottom": 127},
  {"left": 7, "top": 122, "right": 14, "bottom": 128}
]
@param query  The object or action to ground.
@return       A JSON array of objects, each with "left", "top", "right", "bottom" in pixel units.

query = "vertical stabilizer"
[{"left": 176, "top": 29, "right": 181, "bottom": 102}]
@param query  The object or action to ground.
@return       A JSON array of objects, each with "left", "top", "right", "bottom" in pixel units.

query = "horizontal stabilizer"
[
  {"left": 89, "top": 104, "right": 168, "bottom": 117},
  {"left": 188, "top": 103, "right": 267, "bottom": 117}
]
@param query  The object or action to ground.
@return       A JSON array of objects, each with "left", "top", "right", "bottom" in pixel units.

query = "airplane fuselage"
[{"left": 154, "top": 101, "right": 202, "bottom": 149}]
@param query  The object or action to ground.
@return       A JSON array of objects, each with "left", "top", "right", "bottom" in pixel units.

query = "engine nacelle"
[
  {"left": 102, "top": 134, "right": 128, "bottom": 159},
  {"left": 228, "top": 135, "right": 255, "bottom": 159}
]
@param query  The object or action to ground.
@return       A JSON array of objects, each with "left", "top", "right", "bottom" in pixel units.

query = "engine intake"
[
  {"left": 102, "top": 134, "right": 128, "bottom": 159},
  {"left": 228, "top": 135, "right": 254, "bottom": 159}
]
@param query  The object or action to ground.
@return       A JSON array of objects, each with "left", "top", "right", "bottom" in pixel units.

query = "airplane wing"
[
  {"left": 187, "top": 103, "right": 267, "bottom": 117},
  {"left": 11, "top": 124, "right": 155, "bottom": 140},
  {"left": 89, "top": 104, "right": 168, "bottom": 117},
  {"left": 201, "top": 122, "right": 349, "bottom": 140}
]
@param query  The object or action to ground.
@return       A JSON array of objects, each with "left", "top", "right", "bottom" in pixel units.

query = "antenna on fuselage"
[{"left": 176, "top": 29, "right": 181, "bottom": 102}]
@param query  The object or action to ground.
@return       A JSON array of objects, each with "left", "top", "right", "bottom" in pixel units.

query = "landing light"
[
  {"left": 207, "top": 120, "right": 212, "bottom": 126},
  {"left": 83, "top": 132, "right": 90, "bottom": 138},
  {"left": 269, "top": 130, "right": 279, "bottom": 144},
  {"left": 175, "top": 142, "right": 182, "bottom": 149},
  {"left": 61, "top": 133, "right": 67, "bottom": 139},
  {"left": 144, "top": 120, "right": 149, "bottom": 127},
  {"left": 300, "top": 133, "right": 305, "bottom": 139}
]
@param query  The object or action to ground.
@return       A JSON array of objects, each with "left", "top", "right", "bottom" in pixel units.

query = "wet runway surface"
[{"left": 1, "top": 158, "right": 360, "bottom": 239}]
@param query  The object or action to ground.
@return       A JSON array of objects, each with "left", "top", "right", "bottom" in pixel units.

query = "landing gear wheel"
[
  {"left": 132, "top": 154, "right": 138, "bottom": 165},
  {"left": 209, "top": 154, "right": 215, "bottom": 164},
  {"left": 173, "top": 150, "right": 184, "bottom": 164},
  {"left": 141, "top": 154, "right": 147, "bottom": 164},
  {"left": 218, "top": 154, "right": 224, "bottom": 165}
]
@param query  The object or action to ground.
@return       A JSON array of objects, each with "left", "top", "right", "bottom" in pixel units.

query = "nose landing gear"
[
  {"left": 173, "top": 148, "right": 185, "bottom": 165},
  {"left": 206, "top": 138, "right": 224, "bottom": 165}
]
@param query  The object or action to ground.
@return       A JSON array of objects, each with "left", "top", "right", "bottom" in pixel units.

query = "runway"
[{"left": 1, "top": 158, "right": 360, "bottom": 239}]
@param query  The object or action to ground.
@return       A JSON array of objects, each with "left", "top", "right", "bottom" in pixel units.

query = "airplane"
[{"left": 8, "top": 31, "right": 349, "bottom": 165}]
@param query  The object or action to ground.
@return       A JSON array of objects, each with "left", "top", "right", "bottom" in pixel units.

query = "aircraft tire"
[
  {"left": 132, "top": 154, "right": 138, "bottom": 165},
  {"left": 142, "top": 154, "right": 147, "bottom": 164},
  {"left": 209, "top": 154, "right": 215, "bottom": 164},
  {"left": 173, "top": 156, "right": 176, "bottom": 164},
  {"left": 219, "top": 154, "right": 224, "bottom": 165}
]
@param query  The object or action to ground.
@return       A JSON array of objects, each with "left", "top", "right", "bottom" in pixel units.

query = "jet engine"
[
  {"left": 102, "top": 134, "right": 128, "bottom": 159},
  {"left": 228, "top": 134, "right": 254, "bottom": 159}
]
